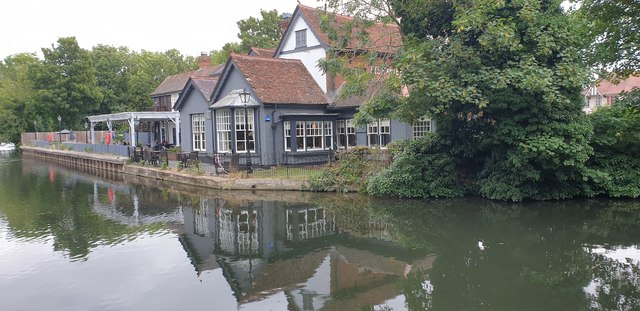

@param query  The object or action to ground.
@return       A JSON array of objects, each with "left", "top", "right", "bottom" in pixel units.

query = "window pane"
[{"left": 216, "top": 110, "right": 231, "bottom": 152}]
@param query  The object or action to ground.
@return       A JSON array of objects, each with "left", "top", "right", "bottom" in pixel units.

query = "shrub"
[
  {"left": 307, "top": 147, "right": 379, "bottom": 193},
  {"left": 364, "top": 135, "right": 462, "bottom": 198}
]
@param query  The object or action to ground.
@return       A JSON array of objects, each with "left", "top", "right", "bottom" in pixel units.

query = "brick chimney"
[{"left": 198, "top": 52, "right": 211, "bottom": 68}]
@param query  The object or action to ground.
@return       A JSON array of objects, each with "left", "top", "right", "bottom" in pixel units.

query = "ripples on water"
[{"left": 1, "top": 151, "right": 640, "bottom": 310}]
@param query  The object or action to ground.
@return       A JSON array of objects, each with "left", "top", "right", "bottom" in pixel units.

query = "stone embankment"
[{"left": 21, "top": 146, "right": 307, "bottom": 191}]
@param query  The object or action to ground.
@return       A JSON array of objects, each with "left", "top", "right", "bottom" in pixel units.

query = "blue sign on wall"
[{"left": 265, "top": 114, "right": 271, "bottom": 122}]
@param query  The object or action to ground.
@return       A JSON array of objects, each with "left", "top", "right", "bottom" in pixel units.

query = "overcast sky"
[{"left": 0, "top": 0, "right": 314, "bottom": 60}]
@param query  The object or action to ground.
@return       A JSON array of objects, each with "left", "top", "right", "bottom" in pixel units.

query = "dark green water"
[{"left": 1, "top": 151, "right": 639, "bottom": 311}]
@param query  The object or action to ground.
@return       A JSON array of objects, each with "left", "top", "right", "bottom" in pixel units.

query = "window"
[
  {"left": 284, "top": 121, "right": 291, "bottom": 151},
  {"left": 284, "top": 121, "right": 333, "bottom": 152},
  {"left": 595, "top": 96, "right": 602, "bottom": 107},
  {"left": 216, "top": 110, "right": 231, "bottom": 152},
  {"left": 413, "top": 116, "right": 432, "bottom": 139},
  {"left": 295, "top": 29, "right": 307, "bottom": 48},
  {"left": 606, "top": 95, "right": 614, "bottom": 105},
  {"left": 235, "top": 109, "right": 255, "bottom": 152},
  {"left": 368, "top": 119, "right": 391, "bottom": 147},
  {"left": 324, "top": 121, "right": 333, "bottom": 149},
  {"left": 296, "top": 121, "right": 305, "bottom": 150},
  {"left": 191, "top": 114, "right": 206, "bottom": 151},
  {"left": 337, "top": 119, "right": 356, "bottom": 148},
  {"left": 305, "top": 121, "right": 323, "bottom": 150}
]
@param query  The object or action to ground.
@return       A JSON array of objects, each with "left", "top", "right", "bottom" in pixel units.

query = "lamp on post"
[
  {"left": 84, "top": 121, "right": 88, "bottom": 144},
  {"left": 239, "top": 89, "right": 252, "bottom": 174},
  {"left": 57, "top": 115, "right": 62, "bottom": 143}
]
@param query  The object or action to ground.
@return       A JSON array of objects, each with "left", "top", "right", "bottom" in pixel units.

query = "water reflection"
[{"left": 1, "top": 154, "right": 640, "bottom": 310}]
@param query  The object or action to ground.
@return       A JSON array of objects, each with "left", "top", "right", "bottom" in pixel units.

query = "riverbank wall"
[{"left": 20, "top": 146, "right": 307, "bottom": 191}]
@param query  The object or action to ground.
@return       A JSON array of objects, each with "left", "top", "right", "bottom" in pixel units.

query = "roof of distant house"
[
  {"left": 591, "top": 75, "right": 640, "bottom": 96},
  {"left": 330, "top": 81, "right": 387, "bottom": 109},
  {"left": 228, "top": 53, "right": 327, "bottom": 105},
  {"left": 294, "top": 4, "right": 403, "bottom": 54},
  {"left": 151, "top": 64, "right": 224, "bottom": 96},
  {"left": 173, "top": 76, "right": 220, "bottom": 110},
  {"left": 191, "top": 76, "right": 219, "bottom": 102},
  {"left": 248, "top": 47, "right": 276, "bottom": 58}
]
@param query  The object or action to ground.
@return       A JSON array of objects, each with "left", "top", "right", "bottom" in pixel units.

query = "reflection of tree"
[
  {"left": 587, "top": 252, "right": 640, "bottom": 311},
  {"left": 0, "top": 162, "right": 158, "bottom": 259}
]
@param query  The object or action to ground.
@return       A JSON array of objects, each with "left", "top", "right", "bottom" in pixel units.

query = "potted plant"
[{"left": 167, "top": 146, "right": 181, "bottom": 161}]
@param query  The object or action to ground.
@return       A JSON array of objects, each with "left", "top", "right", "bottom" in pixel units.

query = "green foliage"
[
  {"left": 365, "top": 135, "right": 462, "bottom": 198},
  {"left": 588, "top": 90, "right": 640, "bottom": 198},
  {"left": 329, "top": 0, "right": 599, "bottom": 201},
  {"left": 237, "top": 9, "right": 282, "bottom": 52},
  {"left": 307, "top": 147, "right": 379, "bottom": 193},
  {"left": 29, "top": 37, "right": 103, "bottom": 130},
  {"left": 578, "top": 0, "right": 640, "bottom": 77},
  {"left": 0, "top": 53, "right": 40, "bottom": 143}
]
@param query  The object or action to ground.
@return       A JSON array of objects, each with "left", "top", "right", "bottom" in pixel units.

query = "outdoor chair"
[{"left": 143, "top": 149, "right": 159, "bottom": 166}]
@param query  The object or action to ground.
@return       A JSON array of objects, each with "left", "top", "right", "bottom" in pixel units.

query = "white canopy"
[{"left": 86, "top": 111, "right": 181, "bottom": 146}]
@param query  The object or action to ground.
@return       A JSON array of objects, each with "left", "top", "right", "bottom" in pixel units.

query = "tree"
[
  {"left": 126, "top": 49, "right": 197, "bottom": 111},
  {"left": 0, "top": 53, "right": 40, "bottom": 143},
  {"left": 210, "top": 42, "right": 244, "bottom": 65},
  {"left": 578, "top": 0, "right": 640, "bottom": 77},
  {"left": 91, "top": 45, "right": 134, "bottom": 114},
  {"left": 325, "top": 0, "right": 604, "bottom": 201},
  {"left": 210, "top": 9, "right": 283, "bottom": 65},
  {"left": 588, "top": 89, "right": 640, "bottom": 198},
  {"left": 236, "top": 9, "right": 283, "bottom": 52},
  {"left": 29, "top": 37, "right": 102, "bottom": 130}
]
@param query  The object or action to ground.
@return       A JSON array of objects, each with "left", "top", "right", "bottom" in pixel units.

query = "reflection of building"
[{"left": 177, "top": 198, "right": 435, "bottom": 310}]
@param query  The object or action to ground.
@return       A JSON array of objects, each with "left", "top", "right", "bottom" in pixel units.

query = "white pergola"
[{"left": 86, "top": 111, "right": 181, "bottom": 146}]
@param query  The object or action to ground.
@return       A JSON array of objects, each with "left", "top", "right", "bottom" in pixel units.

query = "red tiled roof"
[
  {"left": 297, "top": 4, "right": 403, "bottom": 54},
  {"left": 594, "top": 75, "right": 640, "bottom": 96},
  {"left": 151, "top": 64, "right": 224, "bottom": 96},
  {"left": 231, "top": 53, "right": 327, "bottom": 105},
  {"left": 249, "top": 47, "right": 276, "bottom": 58}
]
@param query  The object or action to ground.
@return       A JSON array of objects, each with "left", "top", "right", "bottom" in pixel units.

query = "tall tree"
[
  {"left": 325, "top": 0, "right": 604, "bottom": 200},
  {"left": 236, "top": 9, "right": 283, "bottom": 52},
  {"left": 210, "top": 9, "right": 284, "bottom": 65},
  {"left": 29, "top": 37, "right": 102, "bottom": 130},
  {"left": 0, "top": 53, "right": 40, "bottom": 143},
  {"left": 126, "top": 49, "right": 197, "bottom": 111},
  {"left": 91, "top": 45, "right": 133, "bottom": 114},
  {"left": 579, "top": 0, "right": 640, "bottom": 77}
]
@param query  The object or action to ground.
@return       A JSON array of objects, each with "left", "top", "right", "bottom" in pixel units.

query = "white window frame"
[
  {"left": 216, "top": 110, "right": 232, "bottom": 153},
  {"left": 413, "top": 116, "right": 432, "bottom": 139},
  {"left": 235, "top": 109, "right": 255, "bottom": 153},
  {"left": 337, "top": 119, "right": 356, "bottom": 148},
  {"left": 285, "top": 120, "right": 334, "bottom": 152},
  {"left": 284, "top": 121, "right": 291, "bottom": 151},
  {"left": 191, "top": 113, "right": 206, "bottom": 151},
  {"left": 305, "top": 121, "right": 323, "bottom": 151},
  {"left": 368, "top": 119, "right": 391, "bottom": 147}
]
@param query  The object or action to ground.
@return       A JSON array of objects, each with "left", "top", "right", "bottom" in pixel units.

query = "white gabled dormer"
[{"left": 275, "top": 5, "right": 328, "bottom": 93}]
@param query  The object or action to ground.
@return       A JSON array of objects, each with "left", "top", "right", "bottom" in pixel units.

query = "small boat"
[{"left": 0, "top": 142, "right": 16, "bottom": 151}]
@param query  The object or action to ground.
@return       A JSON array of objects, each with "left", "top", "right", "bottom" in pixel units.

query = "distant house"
[
  {"left": 583, "top": 75, "right": 640, "bottom": 113},
  {"left": 149, "top": 53, "right": 223, "bottom": 145}
]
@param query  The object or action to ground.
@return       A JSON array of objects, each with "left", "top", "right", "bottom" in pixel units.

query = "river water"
[{"left": 1, "top": 151, "right": 639, "bottom": 311}]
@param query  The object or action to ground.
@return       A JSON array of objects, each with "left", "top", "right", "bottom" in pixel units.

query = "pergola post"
[
  {"left": 90, "top": 123, "right": 95, "bottom": 144},
  {"left": 128, "top": 117, "right": 136, "bottom": 146}
]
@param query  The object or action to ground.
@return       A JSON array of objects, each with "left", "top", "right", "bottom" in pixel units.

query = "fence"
[{"left": 196, "top": 149, "right": 391, "bottom": 178}]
